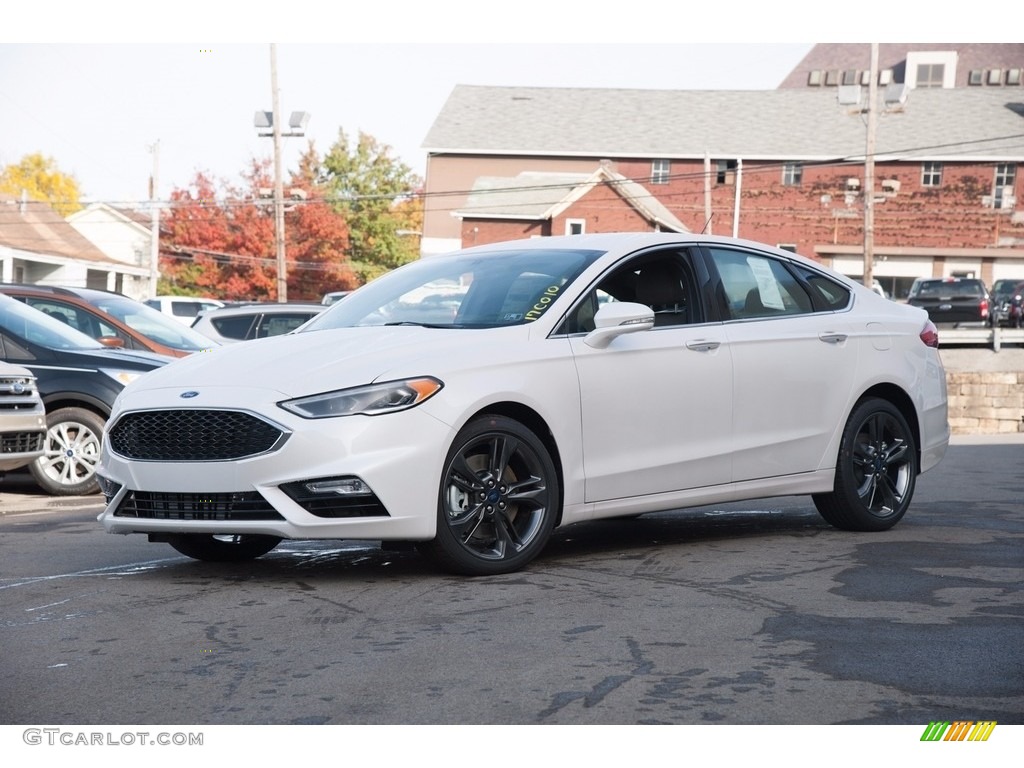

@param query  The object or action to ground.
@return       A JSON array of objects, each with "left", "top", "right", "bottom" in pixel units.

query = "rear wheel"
[
  {"left": 813, "top": 398, "right": 917, "bottom": 531},
  {"left": 29, "top": 407, "right": 104, "bottom": 496},
  {"left": 165, "top": 534, "right": 281, "bottom": 562},
  {"left": 420, "top": 415, "right": 560, "bottom": 576}
]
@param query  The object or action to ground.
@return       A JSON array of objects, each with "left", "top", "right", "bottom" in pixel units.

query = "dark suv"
[
  {"left": 989, "top": 278, "right": 1024, "bottom": 328},
  {"left": 906, "top": 277, "right": 990, "bottom": 328},
  {"left": 0, "top": 294, "right": 168, "bottom": 495}
]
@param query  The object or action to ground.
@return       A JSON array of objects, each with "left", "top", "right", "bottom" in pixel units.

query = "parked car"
[
  {"left": 191, "top": 303, "right": 325, "bottom": 344},
  {"left": 97, "top": 233, "right": 949, "bottom": 574},
  {"left": 906, "top": 277, "right": 990, "bottom": 328},
  {"left": 0, "top": 284, "right": 218, "bottom": 357},
  {"left": 321, "top": 290, "right": 353, "bottom": 305},
  {"left": 0, "top": 361, "right": 46, "bottom": 474},
  {"left": 989, "top": 278, "right": 1024, "bottom": 328},
  {"left": 144, "top": 295, "right": 226, "bottom": 325},
  {"left": 0, "top": 294, "right": 168, "bottom": 495}
]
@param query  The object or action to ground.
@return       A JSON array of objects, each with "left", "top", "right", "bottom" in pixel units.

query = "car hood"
[{"left": 120, "top": 325, "right": 527, "bottom": 398}]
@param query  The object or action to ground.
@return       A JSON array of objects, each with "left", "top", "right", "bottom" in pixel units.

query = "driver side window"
[{"left": 561, "top": 252, "right": 698, "bottom": 334}]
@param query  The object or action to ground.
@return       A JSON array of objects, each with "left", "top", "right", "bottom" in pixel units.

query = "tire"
[
  {"left": 165, "top": 534, "right": 281, "bottom": 562},
  {"left": 813, "top": 398, "right": 917, "bottom": 532},
  {"left": 29, "top": 407, "right": 105, "bottom": 496},
  {"left": 420, "top": 414, "right": 560, "bottom": 576}
]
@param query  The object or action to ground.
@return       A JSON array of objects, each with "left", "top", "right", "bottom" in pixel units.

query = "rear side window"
[
  {"left": 255, "top": 313, "right": 317, "bottom": 338},
  {"left": 791, "top": 265, "right": 852, "bottom": 310},
  {"left": 707, "top": 248, "right": 814, "bottom": 319},
  {"left": 210, "top": 315, "right": 256, "bottom": 340}
]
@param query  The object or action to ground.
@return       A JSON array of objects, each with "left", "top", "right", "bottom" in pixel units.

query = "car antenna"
[{"left": 700, "top": 214, "right": 713, "bottom": 234}]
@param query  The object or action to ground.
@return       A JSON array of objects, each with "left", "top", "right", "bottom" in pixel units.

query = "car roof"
[{"left": 199, "top": 303, "right": 324, "bottom": 314}]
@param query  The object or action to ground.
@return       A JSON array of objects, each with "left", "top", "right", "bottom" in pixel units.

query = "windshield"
[
  {"left": 303, "top": 247, "right": 603, "bottom": 331},
  {"left": 90, "top": 294, "right": 218, "bottom": 351},
  {"left": 0, "top": 295, "right": 106, "bottom": 350}
]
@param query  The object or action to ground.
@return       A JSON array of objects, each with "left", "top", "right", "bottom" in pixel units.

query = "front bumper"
[{"left": 97, "top": 392, "right": 455, "bottom": 542}]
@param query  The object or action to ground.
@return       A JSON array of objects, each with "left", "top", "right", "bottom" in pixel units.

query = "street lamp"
[{"left": 254, "top": 43, "right": 309, "bottom": 303}]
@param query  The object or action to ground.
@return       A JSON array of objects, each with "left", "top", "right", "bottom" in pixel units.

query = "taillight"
[
  {"left": 920, "top": 319, "right": 939, "bottom": 348},
  {"left": 980, "top": 298, "right": 989, "bottom": 318}
]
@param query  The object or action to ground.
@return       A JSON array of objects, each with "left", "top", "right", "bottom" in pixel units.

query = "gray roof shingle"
[{"left": 423, "top": 84, "right": 1024, "bottom": 162}]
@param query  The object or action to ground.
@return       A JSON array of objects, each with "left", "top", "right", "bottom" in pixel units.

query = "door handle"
[
  {"left": 686, "top": 339, "right": 721, "bottom": 352},
  {"left": 819, "top": 332, "right": 848, "bottom": 344}
]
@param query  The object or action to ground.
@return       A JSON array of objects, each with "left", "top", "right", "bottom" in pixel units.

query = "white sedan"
[{"left": 97, "top": 233, "right": 949, "bottom": 575}]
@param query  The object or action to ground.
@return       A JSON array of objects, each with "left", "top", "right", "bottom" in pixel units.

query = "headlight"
[
  {"left": 100, "top": 369, "right": 146, "bottom": 387},
  {"left": 279, "top": 377, "right": 443, "bottom": 419}
]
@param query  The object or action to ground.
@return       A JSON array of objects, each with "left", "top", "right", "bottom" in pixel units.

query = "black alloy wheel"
[
  {"left": 813, "top": 398, "right": 917, "bottom": 532},
  {"left": 421, "top": 414, "right": 559, "bottom": 576}
]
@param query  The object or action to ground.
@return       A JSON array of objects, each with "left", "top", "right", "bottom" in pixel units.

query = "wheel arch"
[
  {"left": 465, "top": 401, "right": 566, "bottom": 526},
  {"left": 41, "top": 392, "right": 111, "bottom": 421},
  {"left": 855, "top": 383, "right": 921, "bottom": 468}
]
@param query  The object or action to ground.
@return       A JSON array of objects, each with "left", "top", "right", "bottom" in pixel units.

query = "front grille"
[
  {"left": 0, "top": 431, "right": 44, "bottom": 454},
  {"left": 113, "top": 490, "right": 284, "bottom": 521},
  {"left": 108, "top": 409, "right": 286, "bottom": 461}
]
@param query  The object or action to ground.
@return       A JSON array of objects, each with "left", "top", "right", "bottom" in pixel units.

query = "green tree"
[
  {"left": 319, "top": 130, "right": 423, "bottom": 283},
  {"left": 0, "top": 152, "right": 83, "bottom": 217}
]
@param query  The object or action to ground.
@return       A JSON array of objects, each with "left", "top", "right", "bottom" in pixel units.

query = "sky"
[
  {"left": 0, "top": 41, "right": 814, "bottom": 206},
  {"left": 2, "top": 2, "right": 998, "bottom": 211}
]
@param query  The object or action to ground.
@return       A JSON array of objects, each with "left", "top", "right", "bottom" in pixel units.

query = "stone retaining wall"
[{"left": 946, "top": 371, "right": 1024, "bottom": 434}]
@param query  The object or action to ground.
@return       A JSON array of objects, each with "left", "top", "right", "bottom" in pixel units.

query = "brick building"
[{"left": 421, "top": 43, "right": 1024, "bottom": 298}]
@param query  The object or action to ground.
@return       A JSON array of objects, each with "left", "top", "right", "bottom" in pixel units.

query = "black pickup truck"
[{"left": 906, "top": 277, "right": 990, "bottom": 328}]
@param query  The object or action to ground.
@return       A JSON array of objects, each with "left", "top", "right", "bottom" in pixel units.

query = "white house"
[{"left": 0, "top": 195, "right": 150, "bottom": 296}]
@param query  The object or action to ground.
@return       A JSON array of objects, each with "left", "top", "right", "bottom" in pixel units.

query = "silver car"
[
  {"left": 191, "top": 303, "right": 324, "bottom": 344},
  {"left": 0, "top": 362, "right": 46, "bottom": 473}
]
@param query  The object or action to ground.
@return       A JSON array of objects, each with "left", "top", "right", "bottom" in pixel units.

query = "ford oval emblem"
[
  {"left": 180, "top": 391, "right": 200, "bottom": 399},
  {"left": 12, "top": 382, "right": 26, "bottom": 395}
]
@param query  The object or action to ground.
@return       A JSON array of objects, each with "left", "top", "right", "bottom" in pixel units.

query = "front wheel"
[
  {"left": 29, "top": 407, "right": 105, "bottom": 496},
  {"left": 166, "top": 534, "right": 281, "bottom": 562},
  {"left": 813, "top": 398, "right": 917, "bottom": 531},
  {"left": 420, "top": 415, "right": 560, "bottom": 576}
]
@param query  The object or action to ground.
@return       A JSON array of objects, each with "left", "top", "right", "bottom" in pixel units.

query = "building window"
[
  {"left": 782, "top": 163, "right": 803, "bottom": 186},
  {"left": 921, "top": 162, "right": 943, "bottom": 187},
  {"left": 841, "top": 69, "right": 859, "bottom": 86},
  {"left": 565, "top": 219, "right": 585, "bottom": 236},
  {"left": 651, "top": 159, "right": 670, "bottom": 185},
  {"left": 824, "top": 70, "right": 839, "bottom": 86},
  {"left": 1007, "top": 68, "right": 1022, "bottom": 86},
  {"left": 987, "top": 68, "right": 1003, "bottom": 86},
  {"left": 968, "top": 69, "right": 984, "bottom": 86},
  {"left": 994, "top": 164, "right": 1017, "bottom": 207},
  {"left": 716, "top": 159, "right": 737, "bottom": 185},
  {"left": 807, "top": 70, "right": 822, "bottom": 86},
  {"left": 916, "top": 63, "right": 945, "bottom": 88},
  {"left": 777, "top": 244, "right": 797, "bottom": 253}
]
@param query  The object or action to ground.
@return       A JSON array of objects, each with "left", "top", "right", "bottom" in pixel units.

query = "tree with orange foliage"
[{"left": 160, "top": 159, "right": 354, "bottom": 301}]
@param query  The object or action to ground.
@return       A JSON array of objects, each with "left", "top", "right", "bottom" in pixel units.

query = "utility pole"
[
  {"left": 863, "top": 43, "right": 879, "bottom": 290},
  {"left": 148, "top": 140, "right": 160, "bottom": 298},
  {"left": 270, "top": 44, "right": 287, "bottom": 303}
]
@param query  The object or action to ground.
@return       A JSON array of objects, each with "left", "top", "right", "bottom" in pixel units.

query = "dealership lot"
[{"left": 1, "top": 434, "right": 1021, "bottom": 726}]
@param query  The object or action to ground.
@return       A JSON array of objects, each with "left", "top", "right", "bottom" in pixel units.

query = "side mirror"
[{"left": 584, "top": 302, "right": 654, "bottom": 349}]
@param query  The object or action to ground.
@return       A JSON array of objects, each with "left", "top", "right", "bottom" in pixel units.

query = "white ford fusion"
[{"left": 97, "top": 233, "right": 949, "bottom": 575}]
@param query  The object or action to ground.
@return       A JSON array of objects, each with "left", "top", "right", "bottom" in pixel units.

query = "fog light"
[
  {"left": 96, "top": 473, "right": 123, "bottom": 505},
  {"left": 304, "top": 477, "right": 372, "bottom": 496}
]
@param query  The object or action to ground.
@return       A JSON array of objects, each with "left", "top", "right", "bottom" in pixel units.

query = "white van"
[{"left": 144, "top": 296, "right": 226, "bottom": 325}]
